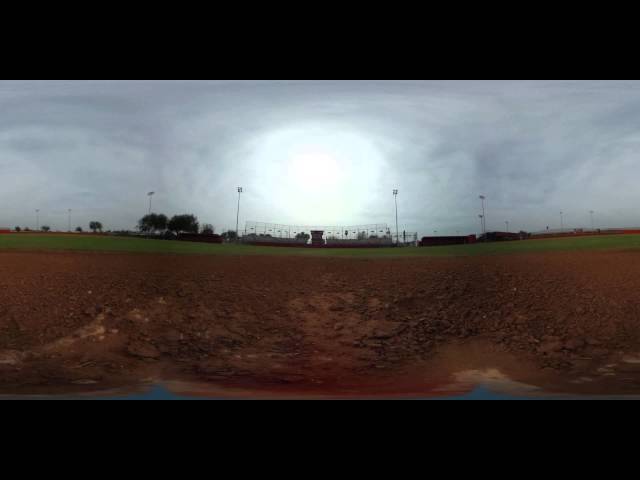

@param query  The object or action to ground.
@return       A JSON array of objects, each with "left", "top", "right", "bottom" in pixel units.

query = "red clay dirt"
[{"left": 1, "top": 250, "right": 640, "bottom": 397}]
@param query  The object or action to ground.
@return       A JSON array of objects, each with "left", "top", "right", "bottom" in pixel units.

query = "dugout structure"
[{"left": 420, "top": 235, "right": 477, "bottom": 247}]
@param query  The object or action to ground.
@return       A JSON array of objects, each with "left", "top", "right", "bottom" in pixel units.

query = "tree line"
[
  {"left": 138, "top": 213, "right": 217, "bottom": 236},
  {"left": 14, "top": 221, "right": 104, "bottom": 233}
]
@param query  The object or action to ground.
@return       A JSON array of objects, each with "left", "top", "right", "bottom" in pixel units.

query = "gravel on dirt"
[{"left": 1, "top": 249, "right": 640, "bottom": 395}]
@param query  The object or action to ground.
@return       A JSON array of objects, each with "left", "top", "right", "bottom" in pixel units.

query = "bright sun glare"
[
  {"left": 288, "top": 152, "right": 343, "bottom": 190},
  {"left": 248, "top": 124, "right": 385, "bottom": 223}
]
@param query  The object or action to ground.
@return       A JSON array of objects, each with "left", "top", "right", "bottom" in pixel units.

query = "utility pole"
[
  {"left": 68, "top": 209, "right": 72, "bottom": 232},
  {"left": 147, "top": 192, "right": 155, "bottom": 215},
  {"left": 236, "top": 187, "right": 243, "bottom": 239},
  {"left": 36, "top": 209, "right": 40, "bottom": 231},
  {"left": 479, "top": 195, "right": 487, "bottom": 239},
  {"left": 393, "top": 189, "right": 399, "bottom": 245}
]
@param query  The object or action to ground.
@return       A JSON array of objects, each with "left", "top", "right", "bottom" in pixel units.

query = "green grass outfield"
[{"left": 2, "top": 233, "right": 640, "bottom": 257}]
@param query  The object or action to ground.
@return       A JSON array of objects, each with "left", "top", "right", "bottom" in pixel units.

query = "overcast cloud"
[{"left": 2, "top": 80, "right": 640, "bottom": 235}]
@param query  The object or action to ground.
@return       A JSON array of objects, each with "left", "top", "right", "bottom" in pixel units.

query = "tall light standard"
[
  {"left": 479, "top": 195, "right": 487, "bottom": 237},
  {"left": 147, "top": 192, "right": 155, "bottom": 215},
  {"left": 560, "top": 211, "right": 564, "bottom": 233},
  {"left": 236, "top": 187, "right": 243, "bottom": 238},
  {"left": 478, "top": 214, "right": 484, "bottom": 237},
  {"left": 393, "top": 189, "right": 399, "bottom": 245},
  {"left": 35, "top": 209, "right": 40, "bottom": 231},
  {"left": 589, "top": 210, "right": 595, "bottom": 230},
  {"left": 68, "top": 209, "right": 72, "bottom": 232}
]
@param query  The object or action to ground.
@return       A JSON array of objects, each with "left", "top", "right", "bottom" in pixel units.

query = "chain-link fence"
[
  {"left": 242, "top": 221, "right": 417, "bottom": 246},
  {"left": 243, "top": 222, "right": 391, "bottom": 240}
]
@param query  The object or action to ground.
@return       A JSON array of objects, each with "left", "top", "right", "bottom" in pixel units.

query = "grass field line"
[{"left": 3, "top": 233, "right": 640, "bottom": 258}]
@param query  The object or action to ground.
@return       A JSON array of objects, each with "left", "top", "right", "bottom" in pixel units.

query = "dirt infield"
[{"left": 2, "top": 250, "right": 640, "bottom": 397}]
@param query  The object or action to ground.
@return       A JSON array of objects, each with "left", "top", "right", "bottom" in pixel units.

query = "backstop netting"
[{"left": 242, "top": 221, "right": 418, "bottom": 246}]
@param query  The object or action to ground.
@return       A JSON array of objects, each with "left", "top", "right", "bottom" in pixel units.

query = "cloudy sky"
[{"left": 2, "top": 80, "right": 640, "bottom": 235}]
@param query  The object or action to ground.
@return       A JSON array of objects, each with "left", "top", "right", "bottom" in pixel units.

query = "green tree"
[
  {"left": 201, "top": 224, "right": 215, "bottom": 235},
  {"left": 75, "top": 227, "right": 83, "bottom": 232},
  {"left": 167, "top": 214, "right": 199, "bottom": 234},
  {"left": 156, "top": 214, "right": 168, "bottom": 231},
  {"left": 41, "top": 225, "right": 51, "bottom": 232},
  {"left": 295, "top": 232, "right": 310, "bottom": 242},
  {"left": 14, "top": 226, "right": 21, "bottom": 232},
  {"left": 221, "top": 230, "right": 238, "bottom": 241},
  {"left": 89, "top": 221, "right": 103, "bottom": 233},
  {"left": 138, "top": 213, "right": 168, "bottom": 233}
]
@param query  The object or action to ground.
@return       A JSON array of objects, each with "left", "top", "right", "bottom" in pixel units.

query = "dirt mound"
[{"left": 1, "top": 250, "right": 640, "bottom": 396}]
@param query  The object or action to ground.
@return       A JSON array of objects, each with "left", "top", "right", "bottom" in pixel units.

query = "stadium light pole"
[
  {"left": 147, "top": 192, "right": 155, "bottom": 215},
  {"left": 35, "top": 209, "right": 40, "bottom": 231},
  {"left": 478, "top": 214, "right": 484, "bottom": 237},
  {"left": 479, "top": 195, "right": 487, "bottom": 239},
  {"left": 589, "top": 210, "right": 595, "bottom": 230},
  {"left": 68, "top": 209, "right": 72, "bottom": 232},
  {"left": 236, "top": 187, "right": 243, "bottom": 239},
  {"left": 560, "top": 211, "right": 564, "bottom": 233},
  {"left": 393, "top": 189, "right": 399, "bottom": 245}
]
